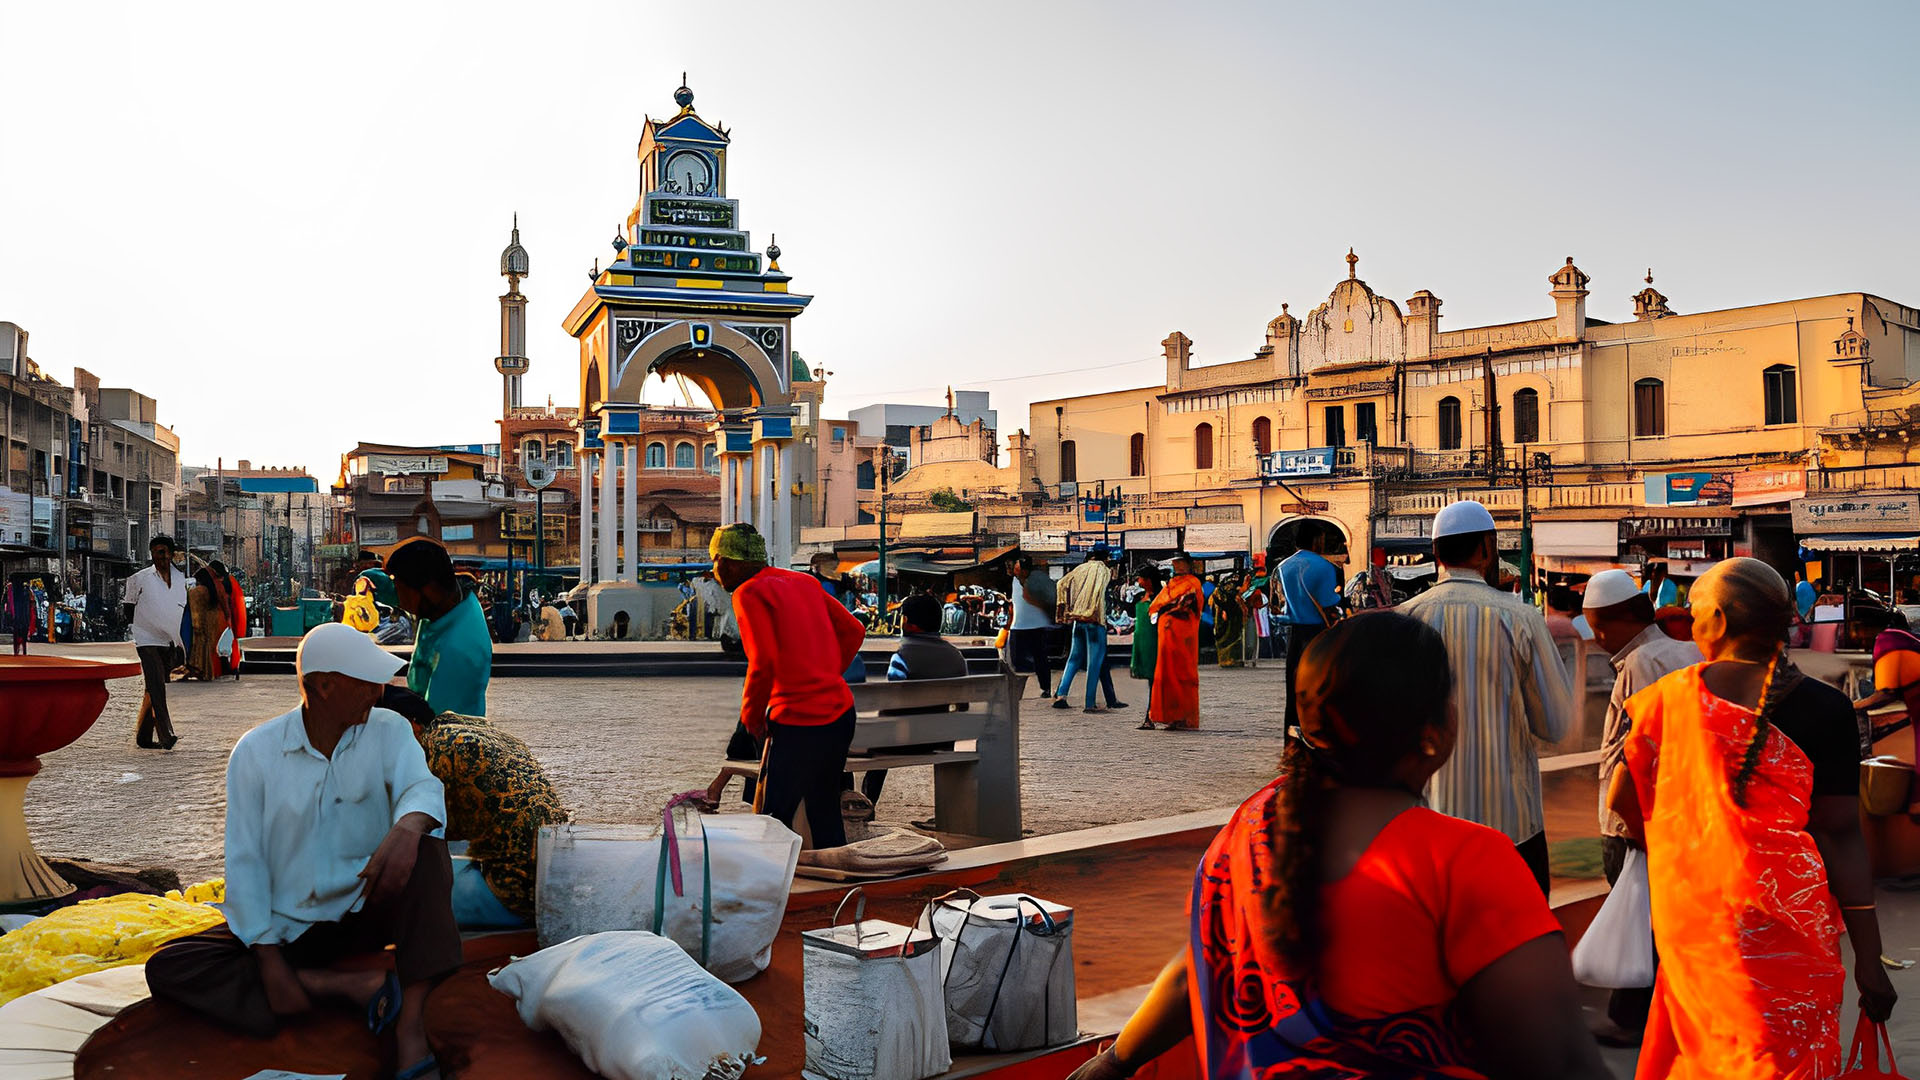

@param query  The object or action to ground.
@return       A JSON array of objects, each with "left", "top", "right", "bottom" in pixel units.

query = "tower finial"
[
  {"left": 1645, "top": 267, "right": 1654, "bottom": 286},
  {"left": 1346, "top": 248, "right": 1358, "bottom": 279},
  {"left": 673, "top": 77, "right": 694, "bottom": 110}
]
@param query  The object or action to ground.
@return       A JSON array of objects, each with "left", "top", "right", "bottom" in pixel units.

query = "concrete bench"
[{"left": 718, "top": 670, "right": 1027, "bottom": 841}]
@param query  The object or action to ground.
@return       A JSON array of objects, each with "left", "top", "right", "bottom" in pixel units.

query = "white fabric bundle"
[{"left": 488, "top": 931, "right": 761, "bottom": 1080}]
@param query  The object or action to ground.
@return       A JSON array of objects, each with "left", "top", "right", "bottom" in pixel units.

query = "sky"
[{"left": 4, "top": 1, "right": 1917, "bottom": 477}]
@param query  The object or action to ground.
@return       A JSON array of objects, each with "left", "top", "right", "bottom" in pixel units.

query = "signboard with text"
[
  {"left": 1792, "top": 493, "right": 1920, "bottom": 534},
  {"left": 1184, "top": 522, "right": 1250, "bottom": 553},
  {"left": 367, "top": 454, "right": 449, "bottom": 476},
  {"left": 1123, "top": 528, "right": 1180, "bottom": 549},
  {"left": 1648, "top": 471, "right": 1733, "bottom": 507},
  {"left": 1731, "top": 467, "right": 1807, "bottom": 508},
  {"left": 1019, "top": 530, "right": 1068, "bottom": 553},
  {"left": 1260, "top": 448, "right": 1335, "bottom": 478}
]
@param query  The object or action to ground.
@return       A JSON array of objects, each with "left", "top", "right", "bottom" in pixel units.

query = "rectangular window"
[
  {"left": 1634, "top": 380, "right": 1666, "bottom": 437},
  {"left": 1323, "top": 406, "right": 1346, "bottom": 448},
  {"left": 1355, "top": 403, "right": 1377, "bottom": 444},
  {"left": 1764, "top": 366, "right": 1798, "bottom": 426},
  {"left": 1060, "top": 440, "right": 1078, "bottom": 482}
]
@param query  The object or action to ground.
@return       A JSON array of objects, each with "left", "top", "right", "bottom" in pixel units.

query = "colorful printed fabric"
[
  {"left": 1623, "top": 666, "right": 1845, "bottom": 1080},
  {"left": 1187, "top": 779, "right": 1562, "bottom": 1079},
  {"left": 421, "top": 714, "right": 569, "bottom": 920},
  {"left": 1149, "top": 574, "right": 1202, "bottom": 728}
]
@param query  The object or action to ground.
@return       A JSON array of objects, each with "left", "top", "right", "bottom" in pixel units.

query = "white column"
[
  {"left": 776, "top": 441, "right": 794, "bottom": 569},
  {"left": 580, "top": 454, "right": 595, "bottom": 585},
  {"left": 597, "top": 443, "right": 616, "bottom": 584},
  {"left": 719, "top": 454, "right": 734, "bottom": 525},
  {"left": 742, "top": 451, "right": 757, "bottom": 542},
  {"left": 623, "top": 441, "right": 640, "bottom": 581}
]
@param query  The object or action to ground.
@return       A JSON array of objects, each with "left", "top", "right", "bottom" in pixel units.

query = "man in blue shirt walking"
[{"left": 1277, "top": 521, "right": 1343, "bottom": 732}]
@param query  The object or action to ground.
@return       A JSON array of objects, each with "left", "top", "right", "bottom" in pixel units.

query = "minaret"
[{"left": 496, "top": 214, "right": 532, "bottom": 421}]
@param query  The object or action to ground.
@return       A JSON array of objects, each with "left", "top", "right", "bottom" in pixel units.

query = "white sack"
[
  {"left": 488, "top": 931, "right": 761, "bottom": 1080},
  {"left": 1571, "top": 846, "right": 1655, "bottom": 989},
  {"left": 537, "top": 814, "right": 801, "bottom": 983}
]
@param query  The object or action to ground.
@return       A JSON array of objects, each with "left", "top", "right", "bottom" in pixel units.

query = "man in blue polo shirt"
[
  {"left": 1278, "top": 521, "right": 1342, "bottom": 732},
  {"left": 386, "top": 538, "right": 491, "bottom": 717}
]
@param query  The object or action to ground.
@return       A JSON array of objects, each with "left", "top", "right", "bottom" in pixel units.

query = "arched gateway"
[{"left": 566, "top": 81, "right": 822, "bottom": 595}]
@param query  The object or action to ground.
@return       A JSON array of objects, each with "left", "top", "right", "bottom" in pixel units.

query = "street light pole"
[{"left": 876, "top": 450, "right": 890, "bottom": 617}]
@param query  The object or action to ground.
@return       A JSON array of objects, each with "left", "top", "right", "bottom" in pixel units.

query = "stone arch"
[
  {"left": 610, "top": 322, "right": 791, "bottom": 411},
  {"left": 1266, "top": 514, "right": 1351, "bottom": 560}
]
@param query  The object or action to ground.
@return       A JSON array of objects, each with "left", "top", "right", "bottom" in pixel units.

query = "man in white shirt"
[
  {"left": 121, "top": 534, "right": 188, "bottom": 749},
  {"left": 146, "top": 623, "right": 459, "bottom": 1080}
]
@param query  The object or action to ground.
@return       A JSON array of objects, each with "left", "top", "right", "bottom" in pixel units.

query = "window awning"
[{"left": 1800, "top": 534, "right": 1920, "bottom": 553}]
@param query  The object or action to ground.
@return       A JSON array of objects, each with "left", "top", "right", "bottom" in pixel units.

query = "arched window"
[
  {"left": 552, "top": 442, "right": 574, "bottom": 468},
  {"left": 1763, "top": 364, "right": 1797, "bottom": 425},
  {"left": 704, "top": 443, "right": 719, "bottom": 472},
  {"left": 520, "top": 438, "right": 543, "bottom": 462},
  {"left": 1512, "top": 388, "right": 1540, "bottom": 444},
  {"left": 1437, "top": 397, "right": 1462, "bottom": 450},
  {"left": 1195, "top": 423, "right": 1214, "bottom": 470},
  {"left": 1252, "top": 416, "right": 1272, "bottom": 456},
  {"left": 645, "top": 441, "right": 667, "bottom": 468},
  {"left": 1129, "top": 432, "right": 1146, "bottom": 477},
  {"left": 1634, "top": 378, "right": 1665, "bottom": 437},
  {"left": 674, "top": 441, "right": 696, "bottom": 469},
  {"left": 1059, "top": 440, "right": 1078, "bottom": 482}
]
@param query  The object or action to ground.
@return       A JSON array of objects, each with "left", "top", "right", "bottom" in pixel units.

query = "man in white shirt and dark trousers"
[
  {"left": 1007, "top": 554, "right": 1057, "bottom": 697},
  {"left": 146, "top": 624, "right": 460, "bottom": 1080},
  {"left": 121, "top": 534, "right": 189, "bottom": 749}
]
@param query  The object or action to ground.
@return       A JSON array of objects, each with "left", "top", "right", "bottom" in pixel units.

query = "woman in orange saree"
[
  {"left": 1148, "top": 553, "right": 1203, "bottom": 730},
  {"left": 1612, "top": 558, "right": 1895, "bottom": 1080},
  {"left": 211, "top": 561, "right": 245, "bottom": 675}
]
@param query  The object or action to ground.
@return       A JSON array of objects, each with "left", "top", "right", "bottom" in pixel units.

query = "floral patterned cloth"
[{"left": 421, "top": 713, "right": 569, "bottom": 920}]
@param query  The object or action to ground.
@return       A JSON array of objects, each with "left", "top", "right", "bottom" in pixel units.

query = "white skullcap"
[
  {"left": 1581, "top": 569, "right": 1643, "bottom": 611},
  {"left": 297, "top": 622, "right": 406, "bottom": 684},
  {"left": 1431, "top": 500, "right": 1497, "bottom": 540}
]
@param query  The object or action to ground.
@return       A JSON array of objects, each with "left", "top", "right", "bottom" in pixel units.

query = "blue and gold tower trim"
[{"left": 566, "top": 80, "right": 819, "bottom": 592}]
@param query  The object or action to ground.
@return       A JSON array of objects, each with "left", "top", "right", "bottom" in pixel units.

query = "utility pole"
[{"left": 876, "top": 448, "right": 890, "bottom": 617}]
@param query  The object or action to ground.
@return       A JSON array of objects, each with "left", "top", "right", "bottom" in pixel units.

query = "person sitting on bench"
[
  {"left": 848, "top": 593, "right": 967, "bottom": 807},
  {"left": 145, "top": 624, "right": 459, "bottom": 1080}
]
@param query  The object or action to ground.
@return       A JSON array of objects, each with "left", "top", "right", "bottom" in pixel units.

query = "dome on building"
[{"left": 500, "top": 214, "right": 530, "bottom": 278}]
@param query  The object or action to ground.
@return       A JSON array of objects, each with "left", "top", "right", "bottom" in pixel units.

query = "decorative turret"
[
  {"left": 1162, "top": 330, "right": 1193, "bottom": 391},
  {"left": 1631, "top": 268, "right": 1673, "bottom": 321},
  {"left": 1834, "top": 315, "right": 1871, "bottom": 366},
  {"left": 500, "top": 214, "right": 530, "bottom": 281},
  {"left": 1405, "top": 289, "right": 1443, "bottom": 359},
  {"left": 1548, "top": 256, "right": 1590, "bottom": 341},
  {"left": 495, "top": 214, "right": 532, "bottom": 420}
]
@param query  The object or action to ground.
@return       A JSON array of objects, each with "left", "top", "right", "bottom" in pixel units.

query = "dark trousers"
[
  {"left": 135, "top": 644, "right": 176, "bottom": 746},
  {"left": 1601, "top": 835, "right": 1656, "bottom": 1031},
  {"left": 1009, "top": 628, "right": 1053, "bottom": 695},
  {"left": 763, "top": 708, "right": 856, "bottom": 849},
  {"left": 1283, "top": 623, "right": 1324, "bottom": 732},
  {"left": 145, "top": 834, "right": 461, "bottom": 1039},
  {"left": 1516, "top": 831, "right": 1551, "bottom": 898}
]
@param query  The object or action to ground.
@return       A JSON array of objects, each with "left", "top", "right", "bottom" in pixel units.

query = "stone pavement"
[{"left": 25, "top": 645, "right": 1292, "bottom": 884}]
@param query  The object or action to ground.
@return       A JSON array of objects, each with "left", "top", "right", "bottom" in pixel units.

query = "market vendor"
[
  {"left": 386, "top": 537, "right": 491, "bottom": 716},
  {"left": 145, "top": 623, "right": 459, "bottom": 1080}
]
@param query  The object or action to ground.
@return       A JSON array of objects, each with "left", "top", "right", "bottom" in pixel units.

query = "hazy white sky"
[{"left": 4, "top": 1, "right": 1916, "bottom": 476}]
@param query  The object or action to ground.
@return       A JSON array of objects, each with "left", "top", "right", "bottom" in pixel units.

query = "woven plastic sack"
[
  {"left": 489, "top": 931, "right": 761, "bottom": 1080},
  {"left": 802, "top": 890, "right": 950, "bottom": 1080},
  {"left": 922, "top": 891, "right": 1076, "bottom": 1051},
  {"left": 1571, "top": 847, "right": 1654, "bottom": 989},
  {"left": 0, "top": 889, "right": 225, "bottom": 1004}
]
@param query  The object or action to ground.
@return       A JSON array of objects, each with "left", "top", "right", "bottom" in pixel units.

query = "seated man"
[
  {"left": 378, "top": 687, "right": 570, "bottom": 929},
  {"left": 854, "top": 592, "right": 969, "bottom": 806},
  {"left": 386, "top": 537, "right": 491, "bottom": 716},
  {"left": 146, "top": 624, "right": 457, "bottom": 1080}
]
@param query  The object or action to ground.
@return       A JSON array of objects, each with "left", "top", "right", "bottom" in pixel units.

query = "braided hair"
[
  {"left": 1730, "top": 643, "right": 1791, "bottom": 807},
  {"left": 1696, "top": 558, "right": 1796, "bottom": 808},
  {"left": 1270, "top": 611, "right": 1453, "bottom": 968}
]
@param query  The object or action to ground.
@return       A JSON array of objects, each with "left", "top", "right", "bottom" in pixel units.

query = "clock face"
[{"left": 664, "top": 152, "right": 713, "bottom": 195}]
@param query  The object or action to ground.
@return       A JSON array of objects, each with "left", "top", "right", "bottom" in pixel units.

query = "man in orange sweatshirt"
[{"left": 712, "top": 523, "right": 867, "bottom": 848}]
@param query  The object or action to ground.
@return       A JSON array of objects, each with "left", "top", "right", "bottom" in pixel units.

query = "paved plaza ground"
[{"left": 25, "top": 643, "right": 1294, "bottom": 884}]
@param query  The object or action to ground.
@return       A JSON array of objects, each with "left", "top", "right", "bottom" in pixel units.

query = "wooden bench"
[{"left": 715, "top": 670, "right": 1027, "bottom": 841}]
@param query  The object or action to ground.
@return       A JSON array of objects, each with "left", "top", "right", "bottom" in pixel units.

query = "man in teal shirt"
[{"left": 385, "top": 538, "right": 491, "bottom": 716}]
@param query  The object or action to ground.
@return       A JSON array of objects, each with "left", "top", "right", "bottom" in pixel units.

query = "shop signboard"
[
  {"left": 1067, "top": 531, "right": 1123, "bottom": 553},
  {"left": 1124, "top": 527, "right": 1180, "bottom": 549},
  {"left": 359, "top": 523, "right": 400, "bottom": 545},
  {"left": 1375, "top": 516, "right": 1430, "bottom": 540},
  {"left": 1025, "top": 513, "right": 1075, "bottom": 532},
  {"left": 1647, "top": 471, "right": 1733, "bottom": 507},
  {"left": 443, "top": 525, "right": 474, "bottom": 541},
  {"left": 1260, "top": 448, "right": 1335, "bottom": 478},
  {"left": 1019, "top": 530, "right": 1068, "bottom": 554},
  {"left": 1619, "top": 516, "right": 1734, "bottom": 540},
  {"left": 1792, "top": 493, "right": 1920, "bottom": 534},
  {"left": 1184, "top": 522, "right": 1250, "bottom": 553},
  {"left": 1187, "top": 504, "right": 1244, "bottom": 524},
  {"left": 366, "top": 454, "right": 449, "bottom": 476},
  {"left": 1731, "top": 467, "right": 1808, "bottom": 508},
  {"left": 1127, "top": 507, "right": 1186, "bottom": 528}
]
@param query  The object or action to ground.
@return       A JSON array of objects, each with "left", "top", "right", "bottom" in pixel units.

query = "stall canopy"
[
  {"left": 1800, "top": 534, "right": 1920, "bottom": 553},
  {"left": 1532, "top": 520, "right": 1619, "bottom": 558}
]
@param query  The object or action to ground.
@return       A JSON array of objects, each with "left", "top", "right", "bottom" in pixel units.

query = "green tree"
[{"left": 927, "top": 487, "right": 973, "bottom": 513}]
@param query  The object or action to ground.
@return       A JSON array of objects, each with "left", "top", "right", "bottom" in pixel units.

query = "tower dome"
[{"left": 500, "top": 214, "right": 530, "bottom": 278}]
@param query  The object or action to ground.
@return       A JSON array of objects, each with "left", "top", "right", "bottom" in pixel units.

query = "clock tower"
[{"left": 496, "top": 215, "right": 532, "bottom": 422}]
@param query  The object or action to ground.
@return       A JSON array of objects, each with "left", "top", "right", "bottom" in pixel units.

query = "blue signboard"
[{"left": 1261, "top": 448, "right": 1335, "bottom": 478}]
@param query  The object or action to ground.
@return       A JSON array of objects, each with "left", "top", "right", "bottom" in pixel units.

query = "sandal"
[
  {"left": 396, "top": 1054, "right": 440, "bottom": 1080},
  {"left": 1137, "top": 720, "right": 1156, "bottom": 730},
  {"left": 366, "top": 970, "right": 402, "bottom": 1036}
]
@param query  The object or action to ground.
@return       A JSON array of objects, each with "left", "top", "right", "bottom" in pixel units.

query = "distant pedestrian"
[
  {"left": 1642, "top": 562, "right": 1678, "bottom": 609},
  {"left": 1008, "top": 555, "right": 1057, "bottom": 698},
  {"left": 1129, "top": 566, "right": 1162, "bottom": 730},
  {"left": 1278, "top": 522, "right": 1343, "bottom": 733},
  {"left": 1398, "top": 501, "right": 1573, "bottom": 894},
  {"left": 1147, "top": 553, "right": 1203, "bottom": 730},
  {"left": 184, "top": 567, "right": 232, "bottom": 681},
  {"left": 1052, "top": 543, "right": 1114, "bottom": 713},
  {"left": 386, "top": 538, "right": 492, "bottom": 717},
  {"left": 4, "top": 573, "right": 36, "bottom": 655},
  {"left": 210, "top": 561, "right": 245, "bottom": 676},
  {"left": 1211, "top": 572, "right": 1246, "bottom": 668},
  {"left": 123, "top": 535, "right": 188, "bottom": 750},
  {"left": 1794, "top": 570, "right": 1817, "bottom": 620}
]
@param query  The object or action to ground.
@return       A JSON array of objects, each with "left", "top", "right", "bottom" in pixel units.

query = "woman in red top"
[{"left": 1073, "top": 612, "right": 1607, "bottom": 1080}]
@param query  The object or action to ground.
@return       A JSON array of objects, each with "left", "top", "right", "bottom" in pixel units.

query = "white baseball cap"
[
  {"left": 1431, "top": 500, "right": 1497, "bottom": 540},
  {"left": 297, "top": 622, "right": 406, "bottom": 684},
  {"left": 1581, "top": 569, "right": 1643, "bottom": 611}
]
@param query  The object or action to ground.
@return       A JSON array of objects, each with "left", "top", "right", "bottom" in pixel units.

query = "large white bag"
[
  {"left": 536, "top": 800, "right": 802, "bottom": 983},
  {"left": 1571, "top": 846, "right": 1655, "bottom": 989},
  {"left": 802, "top": 889, "right": 951, "bottom": 1080},
  {"left": 488, "top": 930, "right": 762, "bottom": 1080},
  {"left": 923, "top": 890, "right": 1077, "bottom": 1051}
]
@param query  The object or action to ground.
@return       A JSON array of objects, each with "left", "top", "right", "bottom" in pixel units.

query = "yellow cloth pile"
[{"left": 0, "top": 880, "right": 226, "bottom": 1005}]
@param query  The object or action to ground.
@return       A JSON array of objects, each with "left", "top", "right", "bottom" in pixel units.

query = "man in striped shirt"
[{"left": 1398, "top": 500, "right": 1574, "bottom": 896}]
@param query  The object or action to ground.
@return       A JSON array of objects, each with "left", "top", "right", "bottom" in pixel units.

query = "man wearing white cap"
[
  {"left": 1398, "top": 499, "right": 1573, "bottom": 895},
  {"left": 1583, "top": 568, "right": 1700, "bottom": 1041},
  {"left": 146, "top": 623, "right": 458, "bottom": 1080}
]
